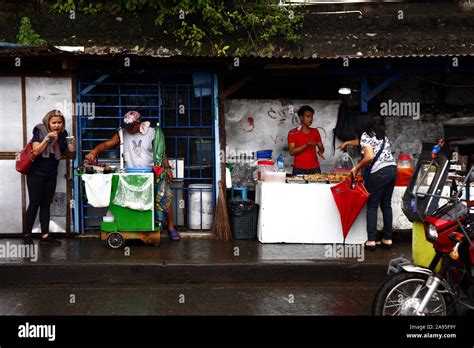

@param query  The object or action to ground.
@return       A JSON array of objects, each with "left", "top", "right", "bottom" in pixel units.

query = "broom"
[{"left": 211, "top": 180, "right": 232, "bottom": 241}]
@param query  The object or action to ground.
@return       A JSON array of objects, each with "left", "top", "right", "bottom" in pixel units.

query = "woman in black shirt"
[{"left": 24, "top": 110, "right": 75, "bottom": 245}]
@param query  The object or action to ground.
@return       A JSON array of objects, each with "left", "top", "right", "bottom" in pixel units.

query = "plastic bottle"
[
  {"left": 396, "top": 153, "right": 414, "bottom": 186},
  {"left": 276, "top": 154, "right": 284, "bottom": 172},
  {"left": 431, "top": 144, "right": 441, "bottom": 158},
  {"left": 409, "top": 196, "right": 416, "bottom": 212}
]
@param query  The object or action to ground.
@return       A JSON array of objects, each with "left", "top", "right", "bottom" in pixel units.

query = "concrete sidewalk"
[{"left": 0, "top": 236, "right": 412, "bottom": 285}]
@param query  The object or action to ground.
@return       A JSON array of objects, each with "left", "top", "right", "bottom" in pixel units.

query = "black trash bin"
[{"left": 228, "top": 200, "right": 259, "bottom": 240}]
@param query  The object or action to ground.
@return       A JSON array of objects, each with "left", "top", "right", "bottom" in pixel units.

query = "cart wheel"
[{"left": 106, "top": 233, "right": 125, "bottom": 249}]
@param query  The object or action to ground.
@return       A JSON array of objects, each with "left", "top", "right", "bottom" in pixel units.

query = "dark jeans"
[
  {"left": 365, "top": 165, "right": 397, "bottom": 242},
  {"left": 292, "top": 167, "right": 321, "bottom": 175},
  {"left": 25, "top": 173, "right": 57, "bottom": 236}
]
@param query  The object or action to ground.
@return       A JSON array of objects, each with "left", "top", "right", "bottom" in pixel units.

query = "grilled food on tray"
[
  {"left": 302, "top": 173, "right": 354, "bottom": 183},
  {"left": 304, "top": 174, "right": 327, "bottom": 182},
  {"left": 287, "top": 176, "right": 306, "bottom": 184}
]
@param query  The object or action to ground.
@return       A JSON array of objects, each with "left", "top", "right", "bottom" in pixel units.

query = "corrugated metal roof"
[{"left": 0, "top": 4, "right": 473, "bottom": 61}]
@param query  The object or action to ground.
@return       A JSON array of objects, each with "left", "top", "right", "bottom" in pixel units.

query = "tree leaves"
[{"left": 17, "top": 17, "right": 47, "bottom": 46}]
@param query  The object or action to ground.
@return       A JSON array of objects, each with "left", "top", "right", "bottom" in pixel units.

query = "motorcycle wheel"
[{"left": 372, "top": 272, "right": 455, "bottom": 316}]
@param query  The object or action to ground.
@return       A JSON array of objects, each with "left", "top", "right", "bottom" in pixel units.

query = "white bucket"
[{"left": 188, "top": 184, "right": 213, "bottom": 230}]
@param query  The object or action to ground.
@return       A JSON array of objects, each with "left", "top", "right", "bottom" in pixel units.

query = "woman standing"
[
  {"left": 24, "top": 110, "right": 75, "bottom": 245},
  {"left": 350, "top": 116, "right": 397, "bottom": 251}
]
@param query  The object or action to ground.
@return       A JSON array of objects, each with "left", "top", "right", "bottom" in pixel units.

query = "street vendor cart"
[
  {"left": 79, "top": 123, "right": 171, "bottom": 248},
  {"left": 80, "top": 168, "right": 160, "bottom": 249},
  {"left": 256, "top": 173, "right": 368, "bottom": 244},
  {"left": 100, "top": 171, "right": 160, "bottom": 248}
]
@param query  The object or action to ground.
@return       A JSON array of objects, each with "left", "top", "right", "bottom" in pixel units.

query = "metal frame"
[{"left": 328, "top": 63, "right": 474, "bottom": 112}]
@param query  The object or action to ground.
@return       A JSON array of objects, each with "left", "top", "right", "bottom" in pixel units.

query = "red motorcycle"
[{"left": 372, "top": 146, "right": 474, "bottom": 316}]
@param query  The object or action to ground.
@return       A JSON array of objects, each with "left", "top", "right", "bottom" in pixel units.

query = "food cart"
[
  {"left": 100, "top": 171, "right": 160, "bottom": 248},
  {"left": 256, "top": 173, "right": 367, "bottom": 244},
  {"left": 80, "top": 166, "right": 160, "bottom": 249}
]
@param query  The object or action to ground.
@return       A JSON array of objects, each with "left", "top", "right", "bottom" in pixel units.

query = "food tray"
[
  {"left": 304, "top": 174, "right": 327, "bottom": 182},
  {"left": 287, "top": 178, "right": 307, "bottom": 184}
]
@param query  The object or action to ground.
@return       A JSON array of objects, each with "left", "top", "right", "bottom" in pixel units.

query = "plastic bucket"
[
  {"left": 264, "top": 171, "right": 286, "bottom": 183},
  {"left": 396, "top": 167, "right": 414, "bottom": 186},
  {"left": 258, "top": 160, "right": 275, "bottom": 181},
  {"left": 188, "top": 184, "right": 213, "bottom": 230},
  {"left": 256, "top": 150, "right": 273, "bottom": 160}
]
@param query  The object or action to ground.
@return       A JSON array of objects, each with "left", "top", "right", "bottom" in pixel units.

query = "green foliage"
[
  {"left": 49, "top": 0, "right": 103, "bottom": 15},
  {"left": 47, "top": 0, "right": 304, "bottom": 55},
  {"left": 82, "top": 2, "right": 103, "bottom": 15},
  {"left": 50, "top": 0, "right": 76, "bottom": 13},
  {"left": 17, "top": 17, "right": 47, "bottom": 46},
  {"left": 115, "top": 0, "right": 148, "bottom": 12}
]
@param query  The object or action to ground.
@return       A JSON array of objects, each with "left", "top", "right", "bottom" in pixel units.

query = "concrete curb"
[{"left": 0, "top": 262, "right": 390, "bottom": 285}]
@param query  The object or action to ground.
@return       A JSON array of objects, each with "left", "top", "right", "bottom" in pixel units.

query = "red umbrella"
[{"left": 330, "top": 175, "right": 370, "bottom": 243}]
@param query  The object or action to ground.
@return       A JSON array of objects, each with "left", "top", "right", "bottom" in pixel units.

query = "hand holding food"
[
  {"left": 46, "top": 131, "right": 58, "bottom": 142},
  {"left": 337, "top": 142, "right": 347, "bottom": 152},
  {"left": 85, "top": 151, "right": 97, "bottom": 162}
]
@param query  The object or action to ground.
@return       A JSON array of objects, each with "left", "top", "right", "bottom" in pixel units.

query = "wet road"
[{"left": 0, "top": 282, "right": 378, "bottom": 315}]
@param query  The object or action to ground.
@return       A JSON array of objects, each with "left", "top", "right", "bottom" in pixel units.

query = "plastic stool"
[{"left": 231, "top": 185, "right": 248, "bottom": 201}]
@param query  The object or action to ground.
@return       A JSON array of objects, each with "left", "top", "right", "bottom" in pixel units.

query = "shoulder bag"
[{"left": 15, "top": 140, "right": 36, "bottom": 175}]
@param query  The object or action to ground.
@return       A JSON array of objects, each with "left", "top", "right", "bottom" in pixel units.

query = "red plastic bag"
[
  {"left": 152, "top": 165, "right": 163, "bottom": 177},
  {"left": 15, "top": 140, "right": 36, "bottom": 175},
  {"left": 330, "top": 175, "right": 370, "bottom": 243}
]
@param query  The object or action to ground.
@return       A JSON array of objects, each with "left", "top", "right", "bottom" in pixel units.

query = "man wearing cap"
[{"left": 85, "top": 111, "right": 180, "bottom": 240}]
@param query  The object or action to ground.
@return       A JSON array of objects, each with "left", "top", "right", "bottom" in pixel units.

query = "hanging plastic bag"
[
  {"left": 333, "top": 102, "right": 371, "bottom": 152},
  {"left": 334, "top": 152, "right": 355, "bottom": 169},
  {"left": 153, "top": 126, "right": 167, "bottom": 179},
  {"left": 113, "top": 175, "right": 153, "bottom": 211},
  {"left": 82, "top": 174, "right": 113, "bottom": 208},
  {"left": 155, "top": 176, "right": 173, "bottom": 213}
]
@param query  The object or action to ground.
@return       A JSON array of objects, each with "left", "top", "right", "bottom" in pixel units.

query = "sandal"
[
  {"left": 364, "top": 242, "right": 376, "bottom": 252},
  {"left": 376, "top": 240, "right": 392, "bottom": 250},
  {"left": 169, "top": 230, "right": 181, "bottom": 241}
]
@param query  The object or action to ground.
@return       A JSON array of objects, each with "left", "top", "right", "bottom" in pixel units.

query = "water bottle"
[
  {"left": 276, "top": 154, "right": 284, "bottom": 172},
  {"left": 431, "top": 144, "right": 441, "bottom": 158},
  {"left": 409, "top": 196, "right": 416, "bottom": 212}
]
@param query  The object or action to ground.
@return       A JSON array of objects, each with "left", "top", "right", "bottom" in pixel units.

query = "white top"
[
  {"left": 360, "top": 132, "right": 396, "bottom": 173},
  {"left": 122, "top": 128, "right": 155, "bottom": 168}
]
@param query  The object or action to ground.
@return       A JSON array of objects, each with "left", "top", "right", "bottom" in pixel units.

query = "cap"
[{"left": 123, "top": 111, "right": 141, "bottom": 125}]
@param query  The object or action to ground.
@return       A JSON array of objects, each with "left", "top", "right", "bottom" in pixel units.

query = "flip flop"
[{"left": 169, "top": 230, "right": 181, "bottom": 241}]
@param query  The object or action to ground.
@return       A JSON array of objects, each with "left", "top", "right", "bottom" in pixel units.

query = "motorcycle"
[{"left": 372, "top": 143, "right": 474, "bottom": 316}]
